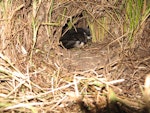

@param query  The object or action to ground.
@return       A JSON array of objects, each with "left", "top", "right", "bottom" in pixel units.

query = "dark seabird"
[{"left": 59, "top": 28, "right": 91, "bottom": 49}]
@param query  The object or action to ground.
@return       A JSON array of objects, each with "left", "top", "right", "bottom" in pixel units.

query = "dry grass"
[{"left": 0, "top": 0, "right": 150, "bottom": 113}]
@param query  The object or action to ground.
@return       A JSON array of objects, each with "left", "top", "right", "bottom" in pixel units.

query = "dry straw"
[{"left": 0, "top": 0, "right": 150, "bottom": 113}]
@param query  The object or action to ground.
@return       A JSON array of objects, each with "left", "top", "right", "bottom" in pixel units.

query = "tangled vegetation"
[{"left": 0, "top": 0, "right": 150, "bottom": 113}]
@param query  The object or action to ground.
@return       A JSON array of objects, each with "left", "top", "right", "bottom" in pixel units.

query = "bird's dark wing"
[{"left": 60, "top": 40, "right": 77, "bottom": 49}]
